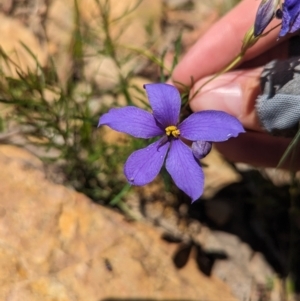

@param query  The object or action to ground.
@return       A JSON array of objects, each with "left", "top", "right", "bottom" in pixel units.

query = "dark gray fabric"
[{"left": 256, "top": 56, "right": 300, "bottom": 137}]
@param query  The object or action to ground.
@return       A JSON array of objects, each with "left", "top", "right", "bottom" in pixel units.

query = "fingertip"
[
  {"left": 172, "top": 0, "right": 262, "bottom": 87},
  {"left": 189, "top": 69, "right": 263, "bottom": 131},
  {"left": 172, "top": 0, "right": 282, "bottom": 89}
]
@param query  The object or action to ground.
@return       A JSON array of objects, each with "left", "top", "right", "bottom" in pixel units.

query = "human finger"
[
  {"left": 172, "top": 0, "right": 285, "bottom": 89},
  {"left": 189, "top": 68, "right": 263, "bottom": 131},
  {"left": 215, "top": 131, "right": 299, "bottom": 170}
]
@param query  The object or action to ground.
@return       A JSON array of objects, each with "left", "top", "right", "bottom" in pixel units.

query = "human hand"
[{"left": 172, "top": 0, "right": 299, "bottom": 169}]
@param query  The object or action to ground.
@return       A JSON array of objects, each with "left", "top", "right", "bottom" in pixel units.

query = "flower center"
[{"left": 165, "top": 125, "right": 180, "bottom": 138}]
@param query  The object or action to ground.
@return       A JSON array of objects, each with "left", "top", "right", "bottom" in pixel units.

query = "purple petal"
[
  {"left": 124, "top": 138, "right": 170, "bottom": 186},
  {"left": 178, "top": 110, "right": 245, "bottom": 142},
  {"left": 166, "top": 139, "right": 204, "bottom": 202},
  {"left": 279, "top": 4, "right": 292, "bottom": 36},
  {"left": 98, "top": 107, "right": 164, "bottom": 138},
  {"left": 254, "top": 0, "right": 278, "bottom": 36},
  {"left": 279, "top": 0, "right": 300, "bottom": 36},
  {"left": 290, "top": 15, "right": 300, "bottom": 33},
  {"left": 144, "top": 83, "right": 181, "bottom": 128},
  {"left": 289, "top": 2, "right": 300, "bottom": 33}
]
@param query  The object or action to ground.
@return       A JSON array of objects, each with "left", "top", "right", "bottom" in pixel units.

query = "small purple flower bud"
[
  {"left": 276, "top": 8, "right": 283, "bottom": 19},
  {"left": 254, "top": 0, "right": 279, "bottom": 37},
  {"left": 192, "top": 141, "right": 212, "bottom": 160}
]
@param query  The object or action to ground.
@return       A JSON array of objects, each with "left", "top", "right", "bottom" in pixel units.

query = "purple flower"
[
  {"left": 254, "top": 0, "right": 279, "bottom": 37},
  {"left": 98, "top": 83, "right": 244, "bottom": 201},
  {"left": 279, "top": 0, "right": 300, "bottom": 37}
]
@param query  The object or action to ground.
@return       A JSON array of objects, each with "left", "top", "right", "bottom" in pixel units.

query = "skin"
[{"left": 172, "top": 0, "right": 299, "bottom": 169}]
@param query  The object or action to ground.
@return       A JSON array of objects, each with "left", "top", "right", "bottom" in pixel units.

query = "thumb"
[{"left": 189, "top": 68, "right": 263, "bottom": 131}]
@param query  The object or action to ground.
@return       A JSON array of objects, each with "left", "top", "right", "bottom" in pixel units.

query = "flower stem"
[
  {"left": 288, "top": 173, "right": 300, "bottom": 297},
  {"left": 109, "top": 182, "right": 131, "bottom": 206}
]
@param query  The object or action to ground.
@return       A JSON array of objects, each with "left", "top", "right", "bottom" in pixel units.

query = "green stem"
[
  {"left": 288, "top": 174, "right": 300, "bottom": 297},
  {"left": 109, "top": 183, "right": 131, "bottom": 206},
  {"left": 116, "top": 201, "right": 141, "bottom": 221},
  {"left": 119, "top": 44, "right": 171, "bottom": 73},
  {"left": 277, "top": 128, "right": 300, "bottom": 169}
]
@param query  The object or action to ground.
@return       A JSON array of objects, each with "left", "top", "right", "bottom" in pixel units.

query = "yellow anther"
[{"left": 165, "top": 125, "right": 180, "bottom": 138}]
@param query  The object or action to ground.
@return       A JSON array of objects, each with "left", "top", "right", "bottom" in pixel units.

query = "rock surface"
[
  {"left": 0, "top": 145, "right": 237, "bottom": 301},
  {"left": 0, "top": 13, "right": 47, "bottom": 77}
]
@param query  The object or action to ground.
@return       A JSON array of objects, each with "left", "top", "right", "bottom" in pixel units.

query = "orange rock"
[{"left": 0, "top": 145, "right": 237, "bottom": 301}]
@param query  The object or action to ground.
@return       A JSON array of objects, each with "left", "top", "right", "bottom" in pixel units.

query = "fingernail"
[{"left": 190, "top": 75, "right": 243, "bottom": 118}]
